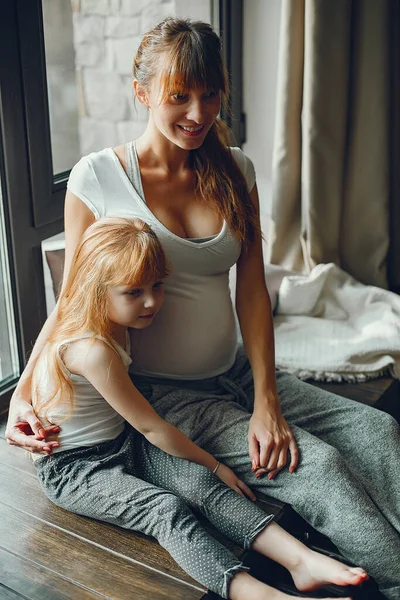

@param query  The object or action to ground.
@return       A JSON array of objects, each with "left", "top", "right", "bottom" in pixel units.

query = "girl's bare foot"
[
  {"left": 229, "top": 571, "right": 352, "bottom": 600},
  {"left": 289, "top": 548, "right": 368, "bottom": 592}
]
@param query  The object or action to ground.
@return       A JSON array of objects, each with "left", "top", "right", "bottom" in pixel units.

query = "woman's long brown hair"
[{"left": 133, "top": 17, "right": 260, "bottom": 248}]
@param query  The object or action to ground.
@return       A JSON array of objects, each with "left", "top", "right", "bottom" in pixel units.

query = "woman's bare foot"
[
  {"left": 229, "top": 571, "right": 352, "bottom": 600},
  {"left": 289, "top": 548, "right": 368, "bottom": 592}
]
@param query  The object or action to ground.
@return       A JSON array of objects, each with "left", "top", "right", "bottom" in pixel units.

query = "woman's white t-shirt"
[{"left": 67, "top": 145, "right": 256, "bottom": 380}]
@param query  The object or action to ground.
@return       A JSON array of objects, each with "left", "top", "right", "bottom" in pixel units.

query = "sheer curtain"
[{"left": 267, "top": 0, "right": 393, "bottom": 288}]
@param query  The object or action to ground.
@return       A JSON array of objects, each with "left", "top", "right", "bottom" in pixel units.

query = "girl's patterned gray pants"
[{"left": 35, "top": 425, "right": 273, "bottom": 598}]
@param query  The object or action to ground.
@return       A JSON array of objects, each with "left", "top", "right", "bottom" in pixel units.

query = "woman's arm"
[
  {"left": 235, "top": 183, "right": 299, "bottom": 479},
  {"left": 69, "top": 339, "right": 255, "bottom": 500},
  {"left": 6, "top": 308, "right": 62, "bottom": 453},
  {"left": 5, "top": 191, "right": 95, "bottom": 453}
]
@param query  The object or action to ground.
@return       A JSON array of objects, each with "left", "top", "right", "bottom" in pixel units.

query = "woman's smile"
[{"left": 177, "top": 124, "right": 206, "bottom": 137}]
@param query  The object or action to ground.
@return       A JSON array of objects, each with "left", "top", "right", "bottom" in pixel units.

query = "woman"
[{"left": 6, "top": 17, "right": 400, "bottom": 599}]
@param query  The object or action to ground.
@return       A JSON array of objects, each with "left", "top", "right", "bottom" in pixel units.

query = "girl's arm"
[
  {"left": 235, "top": 183, "right": 299, "bottom": 479},
  {"left": 68, "top": 339, "right": 255, "bottom": 500},
  {"left": 5, "top": 191, "right": 95, "bottom": 453}
]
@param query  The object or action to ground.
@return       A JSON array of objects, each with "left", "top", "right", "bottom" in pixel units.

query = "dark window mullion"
[
  {"left": 16, "top": 0, "right": 64, "bottom": 228},
  {"left": 219, "top": 0, "right": 244, "bottom": 146},
  {"left": 0, "top": 0, "right": 49, "bottom": 398},
  {"left": 388, "top": 0, "right": 400, "bottom": 293}
]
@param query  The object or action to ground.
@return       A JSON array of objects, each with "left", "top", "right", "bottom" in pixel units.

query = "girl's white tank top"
[{"left": 32, "top": 334, "right": 130, "bottom": 455}]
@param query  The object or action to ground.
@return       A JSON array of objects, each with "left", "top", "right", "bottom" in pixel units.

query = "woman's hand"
[
  {"left": 215, "top": 462, "right": 256, "bottom": 501},
  {"left": 248, "top": 401, "right": 299, "bottom": 480},
  {"left": 5, "top": 391, "right": 60, "bottom": 455}
]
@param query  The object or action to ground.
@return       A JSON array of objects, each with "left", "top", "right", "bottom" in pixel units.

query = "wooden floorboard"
[
  {"left": 0, "top": 425, "right": 206, "bottom": 600},
  {"left": 0, "top": 421, "right": 289, "bottom": 600},
  {"left": 310, "top": 377, "right": 393, "bottom": 404},
  {"left": 0, "top": 460, "right": 203, "bottom": 584},
  {"left": 0, "top": 547, "right": 105, "bottom": 600},
  {"left": 0, "top": 501, "right": 203, "bottom": 600},
  {"left": 0, "top": 435, "right": 286, "bottom": 600},
  {"left": 311, "top": 377, "right": 400, "bottom": 421},
  {"left": 0, "top": 584, "right": 28, "bottom": 600}
]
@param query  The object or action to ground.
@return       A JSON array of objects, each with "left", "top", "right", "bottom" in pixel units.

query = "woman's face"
[{"left": 144, "top": 72, "right": 222, "bottom": 150}]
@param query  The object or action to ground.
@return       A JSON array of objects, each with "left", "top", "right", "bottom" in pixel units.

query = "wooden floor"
[
  {"left": 0, "top": 377, "right": 398, "bottom": 600},
  {"left": 0, "top": 419, "right": 205, "bottom": 599},
  {"left": 0, "top": 417, "right": 289, "bottom": 600}
]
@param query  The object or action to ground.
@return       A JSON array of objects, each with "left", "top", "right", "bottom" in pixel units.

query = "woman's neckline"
[{"left": 109, "top": 143, "right": 227, "bottom": 248}]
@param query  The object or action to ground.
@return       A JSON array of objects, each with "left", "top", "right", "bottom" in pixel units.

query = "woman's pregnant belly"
[{"left": 129, "top": 275, "right": 238, "bottom": 379}]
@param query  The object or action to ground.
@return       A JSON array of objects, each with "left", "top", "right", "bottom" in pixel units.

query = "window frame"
[
  {"left": 16, "top": 0, "right": 66, "bottom": 229},
  {"left": 0, "top": 0, "right": 62, "bottom": 410}
]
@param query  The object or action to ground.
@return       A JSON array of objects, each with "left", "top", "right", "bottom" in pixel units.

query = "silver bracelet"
[{"left": 212, "top": 460, "right": 220, "bottom": 474}]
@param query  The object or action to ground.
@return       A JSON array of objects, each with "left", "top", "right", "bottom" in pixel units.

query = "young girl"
[{"left": 31, "top": 217, "right": 366, "bottom": 600}]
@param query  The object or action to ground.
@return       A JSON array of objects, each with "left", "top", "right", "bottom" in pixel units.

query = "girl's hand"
[
  {"left": 5, "top": 393, "right": 60, "bottom": 455},
  {"left": 248, "top": 403, "right": 299, "bottom": 480},
  {"left": 215, "top": 463, "right": 256, "bottom": 501}
]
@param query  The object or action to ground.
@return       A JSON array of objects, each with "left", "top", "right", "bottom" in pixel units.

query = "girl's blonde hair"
[
  {"left": 133, "top": 17, "right": 260, "bottom": 248},
  {"left": 32, "top": 217, "right": 169, "bottom": 422}
]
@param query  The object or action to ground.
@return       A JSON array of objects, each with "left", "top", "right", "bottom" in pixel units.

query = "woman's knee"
[
  {"left": 297, "top": 445, "right": 361, "bottom": 518},
  {"left": 371, "top": 409, "right": 398, "bottom": 435},
  {"left": 354, "top": 406, "right": 399, "bottom": 444},
  {"left": 305, "top": 442, "right": 346, "bottom": 477}
]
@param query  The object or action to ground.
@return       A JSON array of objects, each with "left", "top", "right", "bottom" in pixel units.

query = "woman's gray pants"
[
  {"left": 133, "top": 346, "right": 400, "bottom": 600},
  {"left": 35, "top": 426, "right": 273, "bottom": 599}
]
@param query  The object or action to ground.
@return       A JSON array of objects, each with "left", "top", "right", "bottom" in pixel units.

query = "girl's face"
[
  {"left": 106, "top": 279, "right": 165, "bottom": 331},
  {"left": 142, "top": 74, "right": 221, "bottom": 150}
]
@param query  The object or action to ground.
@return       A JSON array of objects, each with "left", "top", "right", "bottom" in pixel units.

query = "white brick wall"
[{"left": 72, "top": 0, "right": 211, "bottom": 155}]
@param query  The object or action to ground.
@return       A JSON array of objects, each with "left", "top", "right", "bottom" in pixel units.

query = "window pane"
[
  {"left": 0, "top": 179, "right": 20, "bottom": 387},
  {"left": 42, "top": 0, "right": 213, "bottom": 176}
]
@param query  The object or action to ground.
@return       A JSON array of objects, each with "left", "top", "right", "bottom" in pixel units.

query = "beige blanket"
[{"left": 274, "top": 263, "right": 400, "bottom": 382}]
